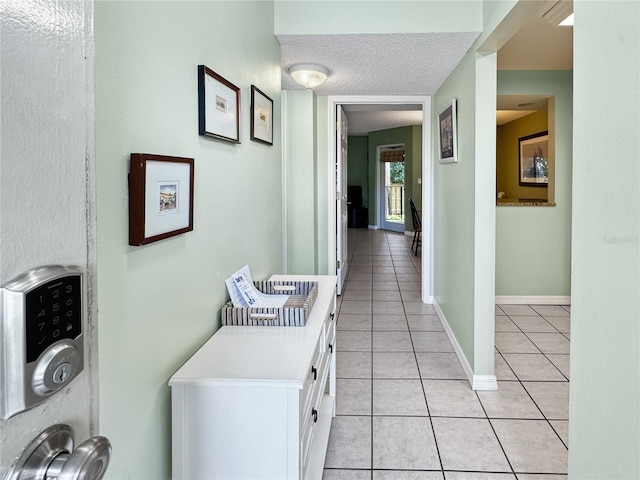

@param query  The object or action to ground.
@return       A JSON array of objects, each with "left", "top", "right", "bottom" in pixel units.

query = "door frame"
[
  {"left": 377, "top": 143, "right": 407, "bottom": 233},
  {"left": 327, "top": 95, "right": 433, "bottom": 302}
]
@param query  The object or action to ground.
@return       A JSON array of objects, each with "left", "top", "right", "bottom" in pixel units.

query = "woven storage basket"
[{"left": 221, "top": 280, "right": 318, "bottom": 326}]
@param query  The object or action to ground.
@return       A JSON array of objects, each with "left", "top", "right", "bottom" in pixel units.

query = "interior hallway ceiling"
[
  {"left": 278, "top": 33, "right": 480, "bottom": 96},
  {"left": 278, "top": 32, "right": 479, "bottom": 136},
  {"left": 277, "top": 5, "right": 571, "bottom": 136}
]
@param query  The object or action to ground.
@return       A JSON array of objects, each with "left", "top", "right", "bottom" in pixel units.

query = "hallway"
[{"left": 324, "top": 229, "right": 569, "bottom": 479}]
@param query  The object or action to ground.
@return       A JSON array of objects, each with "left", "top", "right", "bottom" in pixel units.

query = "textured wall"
[
  {"left": 569, "top": 1, "right": 640, "bottom": 477},
  {"left": 0, "top": 0, "right": 96, "bottom": 474}
]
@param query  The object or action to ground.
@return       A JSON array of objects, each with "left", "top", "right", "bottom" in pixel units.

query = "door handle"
[{"left": 6, "top": 424, "right": 111, "bottom": 480}]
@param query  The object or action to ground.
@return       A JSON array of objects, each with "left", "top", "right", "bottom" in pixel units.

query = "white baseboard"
[
  {"left": 495, "top": 295, "right": 571, "bottom": 305},
  {"left": 472, "top": 375, "right": 498, "bottom": 390},
  {"left": 433, "top": 301, "right": 498, "bottom": 391},
  {"left": 368, "top": 225, "right": 379, "bottom": 230}
]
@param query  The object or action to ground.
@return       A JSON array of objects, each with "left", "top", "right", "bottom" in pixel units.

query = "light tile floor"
[{"left": 324, "top": 228, "right": 569, "bottom": 480}]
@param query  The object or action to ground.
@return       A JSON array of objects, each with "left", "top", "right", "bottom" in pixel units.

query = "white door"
[
  {"left": 379, "top": 145, "right": 406, "bottom": 233},
  {"left": 336, "top": 106, "right": 349, "bottom": 294}
]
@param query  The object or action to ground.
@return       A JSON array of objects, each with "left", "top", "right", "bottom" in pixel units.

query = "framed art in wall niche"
[
  {"left": 438, "top": 98, "right": 458, "bottom": 163},
  {"left": 198, "top": 65, "right": 240, "bottom": 143},
  {"left": 129, "top": 153, "right": 194, "bottom": 246},
  {"left": 250, "top": 85, "right": 273, "bottom": 145},
  {"left": 519, "top": 131, "right": 549, "bottom": 187}
]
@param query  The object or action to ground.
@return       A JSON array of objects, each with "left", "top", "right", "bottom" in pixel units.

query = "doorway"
[
  {"left": 378, "top": 144, "right": 406, "bottom": 233},
  {"left": 327, "top": 95, "right": 433, "bottom": 303}
]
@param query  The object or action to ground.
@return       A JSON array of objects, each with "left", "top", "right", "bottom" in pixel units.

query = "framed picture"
[
  {"left": 129, "top": 153, "right": 194, "bottom": 246},
  {"left": 250, "top": 85, "right": 274, "bottom": 145},
  {"left": 198, "top": 65, "right": 240, "bottom": 143},
  {"left": 438, "top": 98, "right": 458, "bottom": 163},
  {"left": 519, "top": 131, "right": 549, "bottom": 187}
]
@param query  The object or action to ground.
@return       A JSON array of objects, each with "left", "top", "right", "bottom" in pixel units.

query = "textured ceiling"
[
  {"left": 277, "top": 11, "right": 571, "bottom": 135},
  {"left": 278, "top": 32, "right": 480, "bottom": 96}
]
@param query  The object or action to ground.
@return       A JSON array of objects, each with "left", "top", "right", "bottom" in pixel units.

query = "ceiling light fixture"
[{"left": 288, "top": 64, "right": 330, "bottom": 89}]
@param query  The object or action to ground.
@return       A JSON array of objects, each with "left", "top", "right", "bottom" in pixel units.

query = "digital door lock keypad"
[{"left": 1, "top": 265, "right": 84, "bottom": 419}]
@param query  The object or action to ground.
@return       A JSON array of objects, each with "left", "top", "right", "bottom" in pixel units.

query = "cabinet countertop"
[{"left": 169, "top": 275, "right": 337, "bottom": 388}]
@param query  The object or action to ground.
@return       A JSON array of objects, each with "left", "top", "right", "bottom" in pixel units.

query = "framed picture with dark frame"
[
  {"left": 129, "top": 153, "right": 194, "bottom": 246},
  {"left": 250, "top": 85, "right": 274, "bottom": 145},
  {"left": 438, "top": 98, "right": 458, "bottom": 163},
  {"left": 519, "top": 131, "right": 549, "bottom": 187},
  {"left": 198, "top": 65, "right": 241, "bottom": 143}
]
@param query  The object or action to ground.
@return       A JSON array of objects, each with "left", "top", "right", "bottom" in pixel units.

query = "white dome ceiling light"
[{"left": 287, "top": 64, "right": 330, "bottom": 89}]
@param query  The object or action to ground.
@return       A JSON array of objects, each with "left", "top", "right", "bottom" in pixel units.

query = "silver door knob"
[{"left": 6, "top": 424, "right": 111, "bottom": 480}]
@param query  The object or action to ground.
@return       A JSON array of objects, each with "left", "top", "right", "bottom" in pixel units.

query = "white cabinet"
[{"left": 169, "top": 275, "right": 337, "bottom": 480}]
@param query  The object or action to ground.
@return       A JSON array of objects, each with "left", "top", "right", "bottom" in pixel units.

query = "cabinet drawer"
[
  {"left": 300, "top": 404, "right": 316, "bottom": 474},
  {"left": 301, "top": 350, "right": 330, "bottom": 473},
  {"left": 301, "top": 335, "right": 324, "bottom": 416},
  {"left": 325, "top": 315, "right": 335, "bottom": 355}
]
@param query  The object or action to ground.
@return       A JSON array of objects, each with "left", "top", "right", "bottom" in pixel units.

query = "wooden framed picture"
[
  {"left": 198, "top": 65, "right": 240, "bottom": 143},
  {"left": 519, "top": 131, "right": 549, "bottom": 187},
  {"left": 250, "top": 85, "right": 273, "bottom": 145},
  {"left": 129, "top": 153, "right": 194, "bottom": 246},
  {"left": 438, "top": 98, "right": 458, "bottom": 164}
]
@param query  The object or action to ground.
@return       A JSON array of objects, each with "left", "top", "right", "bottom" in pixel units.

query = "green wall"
[
  {"left": 95, "top": 2, "right": 283, "bottom": 478},
  {"left": 433, "top": 52, "right": 478, "bottom": 372},
  {"left": 348, "top": 136, "right": 369, "bottom": 209},
  {"left": 496, "top": 70, "right": 572, "bottom": 297},
  {"left": 274, "top": 0, "right": 482, "bottom": 35},
  {"left": 433, "top": 15, "right": 501, "bottom": 379},
  {"left": 368, "top": 126, "right": 422, "bottom": 231},
  {"left": 569, "top": 1, "right": 640, "bottom": 477},
  {"left": 282, "top": 90, "right": 331, "bottom": 275},
  {"left": 283, "top": 90, "right": 317, "bottom": 273},
  {"left": 496, "top": 110, "right": 548, "bottom": 201},
  {"left": 316, "top": 95, "right": 330, "bottom": 274}
]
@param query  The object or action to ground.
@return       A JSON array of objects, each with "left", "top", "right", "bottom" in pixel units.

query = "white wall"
[
  {"left": 569, "top": 1, "right": 640, "bottom": 477},
  {"left": 0, "top": 0, "right": 97, "bottom": 474},
  {"left": 95, "top": 2, "right": 283, "bottom": 478}
]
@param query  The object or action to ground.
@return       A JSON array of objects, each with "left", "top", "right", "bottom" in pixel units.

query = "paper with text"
[{"left": 225, "top": 265, "right": 289, "bottom": 308}]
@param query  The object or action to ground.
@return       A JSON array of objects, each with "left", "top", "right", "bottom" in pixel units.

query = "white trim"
[
  {"left": 472, "top": 375, "right": 498, "bottom": 391},
  {"left": 281, "top": 93, "right": 289, "bottom": 273},
  {"left": 495, "top": 295, "right": 571, "bottom": 305},
  {"left": 327, "top": 95, "right": 433, "bottom": 302},
  {"left": 433, "top": 300, "right": 498, "bottom": 391},
  {"left": 421, "top": 98, "right": 433, "bottom": 305},
  {"left": 378, "top": 143, "right": 406, "bottom": 234},
  {"left": 368, "top": 225, "right": 379, "bottom": 230}
]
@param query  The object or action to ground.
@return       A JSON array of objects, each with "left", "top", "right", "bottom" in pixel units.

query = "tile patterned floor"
[{"left": 324, "top": 228, "right": 569, "bottom": 480}]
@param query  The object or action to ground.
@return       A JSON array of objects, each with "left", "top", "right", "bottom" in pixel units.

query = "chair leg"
[
  {"left": 414, "top": 231, "right": 421, "bottom": 256},
  {"left": 411, "top": 231, "right": 417, "bottom": 252}
]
